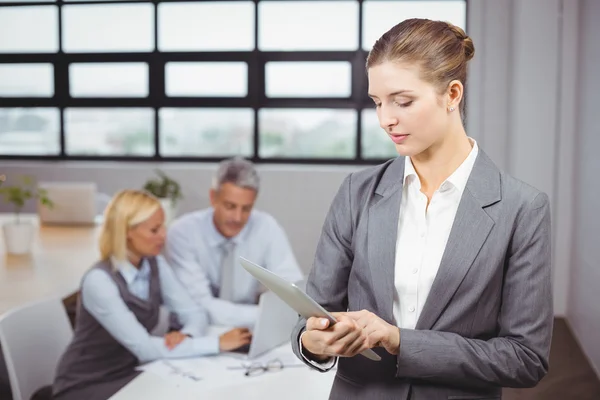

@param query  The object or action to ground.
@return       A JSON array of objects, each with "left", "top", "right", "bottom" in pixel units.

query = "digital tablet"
[{"left": 239, "top": 257, "right": 381, "bottom": 362}]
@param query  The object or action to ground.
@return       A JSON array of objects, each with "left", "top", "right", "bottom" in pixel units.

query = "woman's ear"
[{"left": 446, "top": 80, "right": 463, "bottom": 111}]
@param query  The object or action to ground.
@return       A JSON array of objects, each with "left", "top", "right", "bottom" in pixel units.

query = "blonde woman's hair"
[{"left": 99, "top": 189, "right": 162, "bottom": 262}]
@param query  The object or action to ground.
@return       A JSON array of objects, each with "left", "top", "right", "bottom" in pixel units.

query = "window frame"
[{"left": 0, "top": 0, "right": 468, "bottom": 165}]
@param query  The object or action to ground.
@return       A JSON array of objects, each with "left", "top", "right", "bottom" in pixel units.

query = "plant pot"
[
  {"left": 159, "top": 198, "right": 178, "bottom": 225},
  {"left": 2, "top": 221, "right": 35, "bottom": 255}
]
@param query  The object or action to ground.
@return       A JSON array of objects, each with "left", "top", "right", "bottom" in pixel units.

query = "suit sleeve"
[
  {"left": 291, "top": 174, "right": 355, "bottom": 370},
  {"left": 395, "top": 192, "right": 553, "bottom": 388}
]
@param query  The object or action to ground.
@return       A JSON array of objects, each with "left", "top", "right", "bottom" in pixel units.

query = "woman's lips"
[{"left": 390, "top": 134, "right": 409, "bottom": 144}]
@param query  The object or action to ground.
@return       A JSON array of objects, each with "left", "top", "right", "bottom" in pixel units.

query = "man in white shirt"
[{"left": 164, "top": 157, "right": 303, "bottom": 328}]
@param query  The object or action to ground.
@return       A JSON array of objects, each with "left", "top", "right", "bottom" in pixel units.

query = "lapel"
[
  {"left": 367, "top": 157, "right": 405, "bottom": 323},
  {"left": 415, "top": 150, "right": 502, "bottom": 330}
]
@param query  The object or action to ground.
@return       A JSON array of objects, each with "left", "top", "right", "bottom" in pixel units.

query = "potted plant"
[
  {"left": 0, "top": 175, "right": 53, "bottom": 254},
  {"left": 143, "top": 169, "right": 182, "bottom": 225}
]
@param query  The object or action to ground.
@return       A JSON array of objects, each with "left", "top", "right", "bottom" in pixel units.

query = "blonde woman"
[{"left": 53, "top": 189, "right": 251, "bottom": 400}]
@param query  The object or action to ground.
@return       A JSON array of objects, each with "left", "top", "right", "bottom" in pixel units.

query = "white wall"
[
  {"left": 467, "top": 0, "right": 576, "bottom": 317},
  {"left": 568, "top": 0, "right": 600, "bottom": 377},
  {"left": 0, "top": 0, "right": 576, "bottom": 315},
  {"left": 0, "top": 161, "right": 361, "bottom": 275}
]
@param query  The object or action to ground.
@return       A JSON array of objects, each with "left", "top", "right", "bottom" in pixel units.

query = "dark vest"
[{"left": 53, "top": 257, "right": 161, "bottom": 399}]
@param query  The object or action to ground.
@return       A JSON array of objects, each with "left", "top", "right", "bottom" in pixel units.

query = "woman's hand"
[
  {"left": 300, "top": 310, "right": 400, "bottom": 359},
  {"left": 300, "top": 314, "right": 369, "bottom": 360},
  {"left": 341, "top": 310, "right": 400, "bottom": 355},
  {"left": 219, "top": 327, "right": 252, "bottom": 351},
  {"left": 164, "top": 331, "right": 188, "bottom": 350}
]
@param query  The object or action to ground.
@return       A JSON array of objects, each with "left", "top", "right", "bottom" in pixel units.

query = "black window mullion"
[
  {"left": 152, "top": 0, "right": 160, "bottom": 158},
  {"left": 56, "top": 0, "right": 66, "bottom": 156},
  {"left": 356, "top": 0, "right": 364, "bottom": 160},
  {"left": 252, "top": 0, "right": 260, "bottom": 161}
]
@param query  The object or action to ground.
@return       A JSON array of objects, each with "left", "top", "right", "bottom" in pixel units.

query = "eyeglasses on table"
[{"left": 227, "top": 358, "right": 306, "bottom": 377}]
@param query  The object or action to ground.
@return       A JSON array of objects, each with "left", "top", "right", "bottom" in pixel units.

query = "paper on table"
[{"left": 136, "top": 343, "right": 307, "bottom": 390}]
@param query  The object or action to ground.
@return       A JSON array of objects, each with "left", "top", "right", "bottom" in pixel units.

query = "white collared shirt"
[{"left": 393, "top": 139, "right": 479, "bottom": 329}]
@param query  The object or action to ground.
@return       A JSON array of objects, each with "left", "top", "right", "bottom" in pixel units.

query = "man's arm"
[
  {"left": 164, "top": 224, "right": 258, "bottom": 328},
  {"left": 394, "top": 193, "right": 553, "bottom": 388}
]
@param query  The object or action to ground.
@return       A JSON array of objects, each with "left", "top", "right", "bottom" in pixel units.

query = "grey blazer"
[{"left": 291, "top": 150, "right": 553, "bottom": 400}]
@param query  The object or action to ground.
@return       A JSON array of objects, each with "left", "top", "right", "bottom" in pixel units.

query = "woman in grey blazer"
[{"left": 292, "top": 18, "right": 553, "bottom": 400}]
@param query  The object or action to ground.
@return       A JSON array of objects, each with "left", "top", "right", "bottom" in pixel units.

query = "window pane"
[
  {"left": 259, "top": 1, "right": 358, "bottom": 51},
  {"left": 165, "top": 63, "right": 247, "bottom": 97},
  {"left": 159, "top": 2, "right": 254, "bottom": 51},
  {"left": 62, "top": 4, "right": 154, "bottom": 52},
  {"left": 0, "top": 6, "right": 58, "bottom": 53},
  {"left": 362, "top": 1, "right": 467, "bottom": 50},
  {"left": 266, "top": 62, "right": 351, "bottom": 98},
  {"left": 0, "top": 64, "right": 54, "bottom": 97},
  {"left": 361, "top": 109, "right": 398, "bottom": 159},
  {"left": 69, "top": 63, "right": 148, "bottom": 98},
  {"left": 0, "top": 108, "right": 59, "bottom": 155},
  {"left": 65, "top": 108, "right": 154, "bottom": 156},
  {"left": 159, "top": 108, "right": 253, "bottom": 157},
  {"left": 259, "top": 109, "right": 356, "bottom": 159}
]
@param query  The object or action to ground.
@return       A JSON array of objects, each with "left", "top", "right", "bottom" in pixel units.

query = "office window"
[
  {"left": 0, "top": 0, "right": 466, "bottom": 164},
  {"left": 258, "top": 1, "right": 359, "bottom": 51},
  {"left": 159, "top": 108, "right": 253, "bottom": 157},
  {"left": 64, "top": 108, "right": 154, "bottom": 156},
  {"left": 165, "top": 63, "right": 248, "bottom": 97},
  {"left": 266, "top": 62, "right": 352, "bottom": 98},
  {"left": 0, "top": 6, "right": 58, "bottom": 53},
  {"left": 62, "top": 3, "right": 154, "bottom": 53},
  {"left": 69, "top": 63, "right": 149, "bottom": 98},
  {"left": 0, "top": 64, "right": 54, "bottom": 97},
  {"left": 259, "top": 109, "right": 357, "bottom": 159},
  {"left": 362, "top": 1, "right": 467, "bottom": 50},
  {"left": 0, "top": 108, "right": 60, "bottom": 155},
  {"left": 158, "top": 2, "right": 254, "bottom": 51}
]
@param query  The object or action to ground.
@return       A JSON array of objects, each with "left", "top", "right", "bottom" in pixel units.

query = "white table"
[{"left": 110, "top": 342, "right": 336, "bottom": 399}]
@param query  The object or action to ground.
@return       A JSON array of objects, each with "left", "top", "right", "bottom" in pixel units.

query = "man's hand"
[
  {"left": 301, "top": 314, "right": 369, "bottom": 360},
  {"left": 164, "top": 331, "right": 188, "bottom": 350},
  {"left": 341, "top": 310, "right": 400, "bottom": 355},
  {"left": 219, "top": 327, "right": 252, "bottom": 352}
]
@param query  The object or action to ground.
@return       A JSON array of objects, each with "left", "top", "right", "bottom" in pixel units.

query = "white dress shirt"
[
  {"left": 393, "top": 139, "right": 479, "bottom": 328},
  {"left": 301, "top": 139, "right": 479, "bottom": 370},
  {"left": 81, "top": 256, "right": 220, "bottom": 364},
  {"left": 164, "top": 208, "right": 303, "bottom": 328}
]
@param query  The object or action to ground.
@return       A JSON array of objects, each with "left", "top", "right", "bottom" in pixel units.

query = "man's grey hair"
[{"left": 211, "top": 157, "right": 260, "bottom": 192}]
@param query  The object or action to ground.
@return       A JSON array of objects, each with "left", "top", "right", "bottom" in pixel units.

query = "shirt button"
[
  {"left": 420, "top": 231, "right": 426, "bottom": 237},
  {"left": 408, "top": 306, "right": 415, "bottom": 312},
  {"left": 412, "top": 268, "right": 418, "bottom": 274}
]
